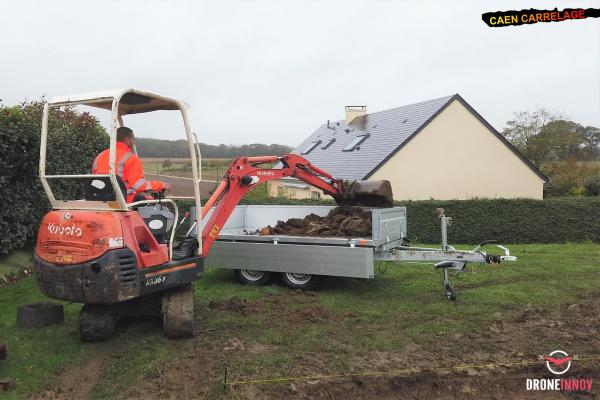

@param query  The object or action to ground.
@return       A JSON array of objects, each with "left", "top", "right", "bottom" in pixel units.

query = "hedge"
[
  {"left": 0, "top": 102, "right": 108, "bottom": 255},
  {"left": 402, "top": 197, "right": 600, "bottom": 244},
  {"left": 176, "top": 196, "right": 600, "bottom": 244}
]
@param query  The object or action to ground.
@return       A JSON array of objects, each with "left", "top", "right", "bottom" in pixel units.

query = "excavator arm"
[{"left": 198, "top": 154, "right": 392, "bottom": 256}]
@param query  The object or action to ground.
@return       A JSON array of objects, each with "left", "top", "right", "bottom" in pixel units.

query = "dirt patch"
[
  {"left": 28, "top": 358, "right": 104, "bottom": 400},
  {"left": 244, "top": 366, "right": 588, "bottom": 400},
  {"left": 226, "top": 296, "right": 600, "bottom": 399},
  {"left": 32, "top": 293, "right": 600, "bottom": 399},
  {"left": 208, "top": 294, "right": 338, "bottom": 326},
  {"left": 122, "top": 345, "right": 216, "bottom": 400},
  {"left": 258, "top": 206, "right": 373, "bottom": 237}
]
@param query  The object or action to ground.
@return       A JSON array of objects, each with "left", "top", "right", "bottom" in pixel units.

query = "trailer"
[{"left": 200, "top": 205, "right": 516, "bottom": 300}]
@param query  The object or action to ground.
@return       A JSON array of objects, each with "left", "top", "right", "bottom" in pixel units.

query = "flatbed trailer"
[{"left": 200, "top": 205, "right": 516, "bottom": 300}]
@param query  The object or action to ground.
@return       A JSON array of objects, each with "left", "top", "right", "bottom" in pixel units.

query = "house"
[{"left": 269, "top": 94, "right": 547, "bottom": 200}]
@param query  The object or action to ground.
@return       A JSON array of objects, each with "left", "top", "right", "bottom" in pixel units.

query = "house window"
[
  {"left": 321, "top": 138, "right": 336, "bottom": 149},
  {"left": 302, "top": 140, "right": 321, "bottom": 155},
  {"left": 311, "top": 191, "right": 321, "bottom": 199},
  {"left": 343, "top": 135, "right": 368, "bottom": 151}
]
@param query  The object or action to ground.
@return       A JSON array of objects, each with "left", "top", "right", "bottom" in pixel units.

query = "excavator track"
[
  {"left": 161, "top": 283, "right": 194, "bottom": 339},
  {"left": 79, "top": 304, "right": 119, "bottom": 342}
]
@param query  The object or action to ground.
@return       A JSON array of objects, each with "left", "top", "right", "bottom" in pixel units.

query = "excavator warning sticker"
[
  {"left": 209, "top": 224, "right": 220, "bottom": 238},
  {"left": 108, "top": 237, "right": 123, "bottom": 248}
]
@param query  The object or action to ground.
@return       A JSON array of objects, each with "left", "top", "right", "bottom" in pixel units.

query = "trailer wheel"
[
  {"left": 234, "top": 269, "right": 273, "bottom": 286},
  {"left": 162, "top": 283, "right": 194, "bottom": 339},
  {"left": 282, "top": 272, "right": 315, "bottom": 290},
  {"left": 79, "top": 304, "right": 117, "bottom": 342}
]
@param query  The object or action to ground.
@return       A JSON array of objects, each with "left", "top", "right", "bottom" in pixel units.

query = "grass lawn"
[
  {"left": 0, "top": 243, "right": 598, "bottom": 399},
  {"left": 0, "top": 250, "right": 33, "bottom": 283}
]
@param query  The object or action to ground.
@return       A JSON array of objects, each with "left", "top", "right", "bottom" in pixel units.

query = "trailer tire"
[
  {"left": 79, "top": 304, "right": 116, "bottom": 342},
  {"left": 282, "top": 272, "right": 316, "bottom": 290},
  {"left": 162, "top": 283, "right": 194, "bottom": 339},
  {"left": 234, "top": 269, "right": 273, "bottom": 286}
]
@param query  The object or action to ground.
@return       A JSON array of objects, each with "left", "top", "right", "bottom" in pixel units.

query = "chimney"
[{"left": 345, "top": 106, "right": 367, "bottom": 124}]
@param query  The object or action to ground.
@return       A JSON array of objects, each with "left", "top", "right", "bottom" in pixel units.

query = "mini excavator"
[{"left": 34, "top": 89, "right": 393, "bottom": 341}]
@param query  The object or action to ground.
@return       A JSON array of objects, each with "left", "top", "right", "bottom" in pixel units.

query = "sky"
[{"left": 1, "top": 0, "right": 599, "bottom": 147}]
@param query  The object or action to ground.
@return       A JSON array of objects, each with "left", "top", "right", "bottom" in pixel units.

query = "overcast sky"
[{"left": 1, "top": 0, "right": 599, "bottom": 147}]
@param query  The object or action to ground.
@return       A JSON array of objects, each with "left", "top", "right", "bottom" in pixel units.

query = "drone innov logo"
[
  {"left": 543, "top": 350, "right": 573, "bottom": 375},
  {"left": 525, "top": 350, "right": 593, "bottom": 392}
]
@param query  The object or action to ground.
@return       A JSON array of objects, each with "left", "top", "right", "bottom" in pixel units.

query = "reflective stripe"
[
  {"left": 117, "top": 152, "right": 132, "bottom": 177},
  {"left": 127, "top": 188, "right": 135, "bottom": 194},
  {"left": 145, "top": 182, "right": 152, "bottom": 190},
  {"left": 132, "top": 178, "right": 146, "bottom": 190}
]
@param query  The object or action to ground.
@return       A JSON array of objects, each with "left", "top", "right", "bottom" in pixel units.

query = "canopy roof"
[{"left": 47, "top": 88, "right": 186, "bottom": 115}]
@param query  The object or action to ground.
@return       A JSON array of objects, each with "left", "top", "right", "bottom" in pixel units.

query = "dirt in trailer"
[{"left": 258, "top": 206, "right": 373, "bottom": 238}]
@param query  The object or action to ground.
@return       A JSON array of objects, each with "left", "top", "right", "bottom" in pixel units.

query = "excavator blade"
[{"left": 336, "top": 180, "right": 394, "bottom": 208}]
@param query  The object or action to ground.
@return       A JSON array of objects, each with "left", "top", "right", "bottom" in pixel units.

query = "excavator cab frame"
[{"left": 39, "top": 89, "right": 203, "bottom": 259}]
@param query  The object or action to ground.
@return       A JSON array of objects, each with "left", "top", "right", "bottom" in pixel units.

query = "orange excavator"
[{"left": 34, "top": 89, "right": 393, "bottom": 341}]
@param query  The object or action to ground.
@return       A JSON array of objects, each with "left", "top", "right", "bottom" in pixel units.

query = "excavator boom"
[{"left": 199, "top": 154, "right": 393, "bottom": 255}]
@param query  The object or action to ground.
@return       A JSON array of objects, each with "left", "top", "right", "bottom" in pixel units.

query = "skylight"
[
  {"left": 343, "top": 135, "right": 368, "bottom": 151},
  {"left": 321, "top": 138, "right": 336, "bottom": 149},
  {"left": 302, "top": 140, "right": 321, "bottom": 154}
]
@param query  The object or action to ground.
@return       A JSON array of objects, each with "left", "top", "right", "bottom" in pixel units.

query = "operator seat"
[{"left": 84, "top": 176, "right": 127, "bottom": 201}]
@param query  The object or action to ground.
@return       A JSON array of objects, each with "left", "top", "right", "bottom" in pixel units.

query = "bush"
[
  {"left": 176, "top": 196, "right": 599, "bottom": 244},
  {"left": 584, "top": 174, "right": 600, "bottom": 196},
  {"left": 0, "top": 101, "right": 108, "bottom": 255},
  {"left": 542, "top": 159, "right": 599, "bottom": 197},
  {"left": 403, "top": 198, "right": 600, "bottom": 244}
]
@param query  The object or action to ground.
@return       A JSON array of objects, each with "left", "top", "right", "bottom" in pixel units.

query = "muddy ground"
[
  {"left": 261, "top": 206, "right": 372, "bottom": 237},
  {"left": 35, "top": 292, "right": 593, "bottom": 400}
]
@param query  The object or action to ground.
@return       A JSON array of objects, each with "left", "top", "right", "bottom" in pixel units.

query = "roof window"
[
  {"left": 321, "top": 138, "right": 336, "bottom": 149},
  {"left": 302, "top": 140, "right": 321, "bottom": 155},
  {"left": 343, "top": 135, "right": 368, "bottom": 152}
]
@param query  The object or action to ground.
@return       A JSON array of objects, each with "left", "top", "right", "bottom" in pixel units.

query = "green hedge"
[
  {"left": 402, "top": 198, "right": 600, "bottom": 244},
  {"left": 0, "top": 102, "right": 108, "bottom": 255},
  {"left": 177, "top": 197, "right": 599, "bottom": 244}
]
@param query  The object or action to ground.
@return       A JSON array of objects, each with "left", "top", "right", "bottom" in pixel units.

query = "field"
[
  {"left": 142, "top": 158, "right": 232, "bottom": 182},
  {"left": 1, "top": 244, "right": 599, "bottom": 399}
]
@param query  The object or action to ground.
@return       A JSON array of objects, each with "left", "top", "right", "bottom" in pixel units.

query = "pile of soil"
[{"left": 260, "top": 206, "right": 372, "bottom": 238}]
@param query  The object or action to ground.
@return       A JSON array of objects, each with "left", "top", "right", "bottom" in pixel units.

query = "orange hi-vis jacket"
[{"left": 92, "top": 142, "right": 166, "bottom": 203}]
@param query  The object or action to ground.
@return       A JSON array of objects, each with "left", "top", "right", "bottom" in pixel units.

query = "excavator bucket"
[{"left": 336, "top": 180, "right": 394, "bottom": 208}]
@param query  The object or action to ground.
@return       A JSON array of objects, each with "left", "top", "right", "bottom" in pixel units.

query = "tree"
[
  {"left": 501, "top": 108, "right": 559, "bottom": 167},
  {"left": 577, "top": 125, "right": 600, "bottom": 160},
  {"left": 537, "top": 120, "right": 585, "bottom": 161},
  {"left": 502, "top": 109, "right": 600, "bottom": 166}
]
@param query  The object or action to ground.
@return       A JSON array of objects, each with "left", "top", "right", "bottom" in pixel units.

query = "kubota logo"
[{"left": 47, "top": 222, "right": 83, "bottom": 237}]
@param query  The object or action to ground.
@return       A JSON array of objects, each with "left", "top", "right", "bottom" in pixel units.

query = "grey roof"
[
  {"left": 291, "top": 94, "right": 548, "bottom": 182},
  {"left": 292, "top": 95, "right": 455, "bottom": 180}
]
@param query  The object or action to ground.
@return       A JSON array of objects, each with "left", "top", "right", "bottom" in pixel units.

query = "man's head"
[{"left": 117, "top": 126, "right": 135, "bottom": 149}]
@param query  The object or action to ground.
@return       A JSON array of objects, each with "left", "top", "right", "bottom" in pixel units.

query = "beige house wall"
[
  {"left": 268, "top": 179, "right": 324, "bottom": 200},
  {"left": 369, "top": 99, "right": 545, "bottom": 200}
]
